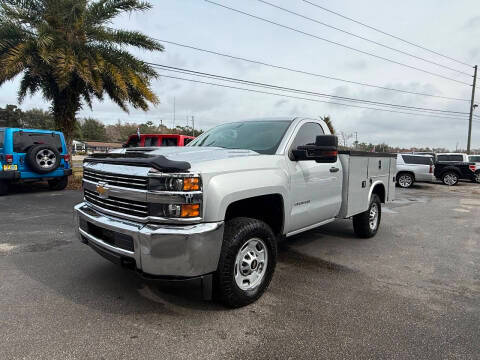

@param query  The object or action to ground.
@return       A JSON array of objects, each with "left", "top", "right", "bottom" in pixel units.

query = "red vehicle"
[{"left": 124, "top": 134, "right": 195, "bottom": 148}]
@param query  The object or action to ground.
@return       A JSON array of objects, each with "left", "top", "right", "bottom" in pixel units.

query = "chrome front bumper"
[{"left": 74, "top": 202, "right": 224, "bottom": 277}]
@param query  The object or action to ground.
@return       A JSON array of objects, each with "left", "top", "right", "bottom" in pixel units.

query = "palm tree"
[{"left": 0, "top": 0, "right": 163, "bottom": 146}]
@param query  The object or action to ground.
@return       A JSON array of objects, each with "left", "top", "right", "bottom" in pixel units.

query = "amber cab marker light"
[
  {"left": 183, "top": 177, "right": 200, "bottom": 191},
  {"left": 181, "top": 204, "right": 200, "bottom": 218}
]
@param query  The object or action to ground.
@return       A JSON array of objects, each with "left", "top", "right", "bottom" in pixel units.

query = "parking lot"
[{"left": 1, "top": 182, "right": 479, "bottom": 359}]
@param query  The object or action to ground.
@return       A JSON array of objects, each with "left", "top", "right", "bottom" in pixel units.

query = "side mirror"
[
  {"left": 122, "top": 143, "right": 127, "bottom": 148},
  {"left": 292, "top": 135, "right": 338, "bottom": 163}
]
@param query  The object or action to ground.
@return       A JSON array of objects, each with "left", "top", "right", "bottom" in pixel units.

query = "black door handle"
[{"left": 329, "top": 167, "right": 340, "bottom": 173}]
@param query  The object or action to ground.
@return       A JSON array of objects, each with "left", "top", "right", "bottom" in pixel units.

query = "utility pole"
[
  {"left": 354, "top": 131, "right": 358, "bottom": 149},
  {"left": 172, "top": 97, "right": 176, "bottom": 129},
  {"left": 467, "top": 65, "right": 477, "bottom": 154},
  {"left": 192, "top": 116, "right": 195, "bottom": 136}
]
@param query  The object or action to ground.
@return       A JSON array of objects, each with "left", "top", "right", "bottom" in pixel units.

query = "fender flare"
[{"left": 369, "top": 181, "right": 386, "bottom": 203}]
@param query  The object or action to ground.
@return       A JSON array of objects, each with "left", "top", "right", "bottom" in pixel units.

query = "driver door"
[{"left": 287, "top": 122, "right": 342, "bottom": 233}]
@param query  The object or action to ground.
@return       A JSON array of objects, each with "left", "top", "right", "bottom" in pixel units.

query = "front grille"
[
  {"left": 83, "top": 169, "right": 148, "bottom": 190},
  {"left": 84, "top": 189, "right": 148, "bottom": 218}
]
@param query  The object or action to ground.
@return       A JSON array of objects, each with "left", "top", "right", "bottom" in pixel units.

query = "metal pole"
[
  {"left": 192, "top": 116, "right": 195, "bottom": 136},
  {"left": 173, "top": 97, "right": 176, "bottom": 129},
  {"left": 467, "top": 65, "right": 477, "bottom": 154}
]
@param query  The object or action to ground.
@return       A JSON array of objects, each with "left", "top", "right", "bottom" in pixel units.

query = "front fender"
[{"left": 203, "top": 169, "right": 289, "bottom": 222}]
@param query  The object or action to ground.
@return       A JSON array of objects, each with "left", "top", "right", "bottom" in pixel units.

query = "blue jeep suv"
[{"left": 0, "top": 128, "right": 72, "bottom": 195}]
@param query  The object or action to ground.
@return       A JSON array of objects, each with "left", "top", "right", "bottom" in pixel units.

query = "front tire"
[
  {"left": 48, "top": 176, "right": 69, "bottom": 191},
  {"left": 442, "top": 172, "right": 459, "bottom": 186},
  {"left": 353, "top": 194, "right": 381, "bottom": 238},
  {"left": 215, "top": 217, "right": 277, "bottom": 308},
  {"left": 396, "top": 172, "right": 414, "bottom": 188}
]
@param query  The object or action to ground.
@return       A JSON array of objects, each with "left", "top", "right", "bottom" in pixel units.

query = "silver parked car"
[{"left": 396, "top": 154, "right": 434, "bottom": 188}]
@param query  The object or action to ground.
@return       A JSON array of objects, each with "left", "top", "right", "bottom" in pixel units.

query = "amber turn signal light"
[
  {"left": 181, "top": 204, "right": 200, "bottom": 218},
  {"left": 183, "top": 177, "right": 200, "bottom": 191}
]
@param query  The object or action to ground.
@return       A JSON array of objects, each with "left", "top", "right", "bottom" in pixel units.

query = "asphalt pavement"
[{"left": 1, "top": 181, "right": 479, "bottom": 359}]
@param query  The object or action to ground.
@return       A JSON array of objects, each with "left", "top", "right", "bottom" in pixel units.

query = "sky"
[{"left": 1, "top": 0, "right": 480, "bottom": 149}]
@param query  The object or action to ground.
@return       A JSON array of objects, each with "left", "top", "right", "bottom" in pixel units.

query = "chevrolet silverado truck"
[{"left": 74, "top": 117, "right": 396, "bottom": 307}]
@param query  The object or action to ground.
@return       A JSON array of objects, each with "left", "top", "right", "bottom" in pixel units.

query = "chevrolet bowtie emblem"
[{"left": 96, "top": 182, "right": 109, "bottom": 199}]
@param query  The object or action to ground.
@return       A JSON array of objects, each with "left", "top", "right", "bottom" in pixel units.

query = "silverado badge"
[{"left": 96, "top": 182, "right": 109, "bottom": 199}]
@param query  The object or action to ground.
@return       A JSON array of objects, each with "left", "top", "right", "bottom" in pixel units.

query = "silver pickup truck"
[{"left": 74, "top": 117, "right": 396, "bottom": 307}]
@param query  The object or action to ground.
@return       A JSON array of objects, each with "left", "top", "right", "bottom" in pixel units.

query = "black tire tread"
[
  {"left": 396, "top": 172, "right": 414, "bottom": 188},
  {"left": 216, "top": 217, "right": 277, "bottom": 308},
  {"left": 353, "top": 194, "right": 381, "bottom": 238},
  {"left": 26, "top": 144, "right": 61, "bottom": 174},
  {"left": 441, "top": 171, "right": 459, "bottom": 186}
]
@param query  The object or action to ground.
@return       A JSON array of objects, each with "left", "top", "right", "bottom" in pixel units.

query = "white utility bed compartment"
[{"left": 338, "top": 151, "right": 396, "bottom": 218}]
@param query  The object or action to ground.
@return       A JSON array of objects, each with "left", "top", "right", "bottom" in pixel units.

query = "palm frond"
[{"left": 86, "top": 0, "right": 152, "bottom": 25}]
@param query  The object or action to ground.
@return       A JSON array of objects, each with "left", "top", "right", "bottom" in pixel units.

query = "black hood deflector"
[{"left": 85, "top": 153, "right": 191, "bottom": 173}]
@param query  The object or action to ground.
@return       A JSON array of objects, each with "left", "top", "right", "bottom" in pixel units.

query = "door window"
[
  {"left": 290, "top": 122, "right": 324, "bottom": 158},
  {"left": 401, "top": 155, "right": 433, "bottom": 165},
  {"left": 162, "top": 138, "right": 178, "bottom": 146},
  {"left": 144, "top": 137, "right": 158, "bottom": 147},
  {"left": 126, "top": 136, "right": 140, "bottom": 148},
  {"left": 437, "top": 155, "right": 463, "bottom": 162}
]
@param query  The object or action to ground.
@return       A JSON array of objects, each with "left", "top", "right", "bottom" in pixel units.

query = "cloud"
[
  {"left": 464, "top": 16, "right": 480, "bottom": 30},
  {"left": 274, "top": 99, "right": 289, "bottom": 108},
  {"left": 345, "top": 60, "right": 367, "bottom": 70}
]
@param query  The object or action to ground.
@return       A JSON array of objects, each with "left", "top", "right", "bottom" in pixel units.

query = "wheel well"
[
  {"left": 225, "top": 194, "right": 284, "bottom": 236},
  {"left": 397, "top": 171, "right": 415, "bottom": 181},
  {"left": 441, "top": 168, "right": 460, "bottom": 177},
  {"left": 372, "top": 183, "right": 386, "bottom": 203}
]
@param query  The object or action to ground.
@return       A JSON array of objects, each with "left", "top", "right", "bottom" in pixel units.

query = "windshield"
[
  {"left": 469, "top": 155, "right": 480, "bottom": 162},
  {"left": 187, "top": 120, "right": 292, "bottom": 154},
  {"left": 0, "top": 130, "right": 4, "bottom": 148}
]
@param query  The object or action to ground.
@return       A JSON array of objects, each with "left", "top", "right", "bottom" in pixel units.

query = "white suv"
[{"left": 396, "top": 154, "right": 434, "bottom": 188}]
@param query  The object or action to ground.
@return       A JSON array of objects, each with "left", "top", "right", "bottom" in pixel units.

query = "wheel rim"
[
  {"left": 35, "top": 149, "right": 56, "bottom": 169},
  {"left": 398, "top": 175, "right": 412, "bottom": 188},
  {"left": 369, "top": 203, "right": 379, "bottom": 231},
  {"left": 475, "top": 173, "right": 480, "bottom": 183},
  {"left": 234, "top": 238, "right": 268, "bottom": 291},
  {"left": 444, "top": 173, "right": 457, "bottom": 186}
]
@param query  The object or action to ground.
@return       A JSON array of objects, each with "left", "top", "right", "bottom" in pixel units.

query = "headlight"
[
  {"left": 149, "top": 203, "right": 201, "bottom": 218},
  {"left": 149, "top": 176, "right": 201, "bottom": 192}
]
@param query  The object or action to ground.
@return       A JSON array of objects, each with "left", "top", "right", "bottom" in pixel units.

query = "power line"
[
  {"left": 155, "top": 39, "right": 470, "bottom": 102},
  {"left": 204, "top": 0, "right": 473, "bottom": 86},
  {"left": 256, "top": 0, "right": 472, "bottom": 77},
  {"left": 301, "top": 0, "right": 474, "bottom": 68},
  {"left": 149, "top": 63, "right": 471, "bottom": 117},
  {"left": 155, "top": 73, "right": 478, "bottom": 123}
]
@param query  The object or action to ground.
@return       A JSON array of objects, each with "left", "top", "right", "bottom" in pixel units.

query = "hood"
[{"left": 120, "top": 146, "right": 260, "bottom": 165}]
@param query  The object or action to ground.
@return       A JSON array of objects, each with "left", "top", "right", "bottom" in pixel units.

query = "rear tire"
[
  {"left": 0, "top": 180, "right": 8, "bottom": 196},
  {"left": 48, "top": 176, "right": 68, "bottom": 191},
  {"left": 442, "top": 172, "right": 459, "bottom": 186},
  {"left": 353, "top": 194, "right": 381, "bottom": 238},
  {"left": 215, "top": 217, "right": 277, "bottom": 308},
  {"left": 474, "top": 171, "right": 480, "bottom": 184},
  {"left": 396, "top": 173, "right": 414, "bottom": 188}
]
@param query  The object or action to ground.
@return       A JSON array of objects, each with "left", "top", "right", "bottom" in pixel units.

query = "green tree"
[
  {"left": 80, "top": 117, "right": 107, "bottom": 141},
  {"left": 21, "top": 108, "right": 55, "bottom": 129},
  {"left": 0, "top": 0, "right": 163, "bottom": 147},
  {"left": 0, "top": 105, "right": 22, "bottom": 127}
]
